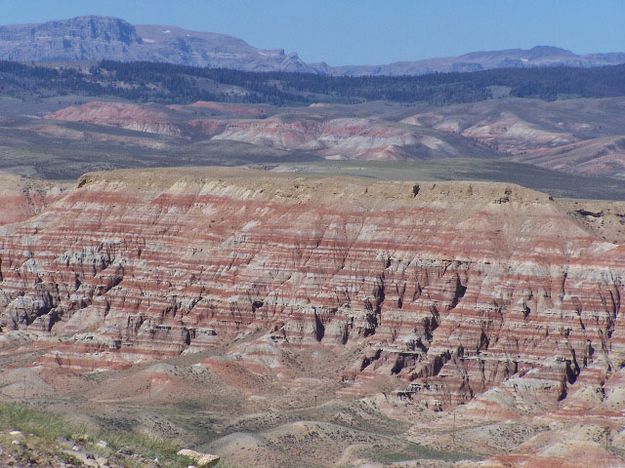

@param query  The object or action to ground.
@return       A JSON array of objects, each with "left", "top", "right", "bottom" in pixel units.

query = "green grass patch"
[
  {"left": 102, "top": 429, "right": 191, "bottom": 467},
  {"left": 0, "top": 401, "right": 80, "bottom": 441},
  {"left": 358, "top": 440, "right": 478, "bottom": 464},
  {"left": 0, "top": 402, "right": 194, "bottom": 467}
]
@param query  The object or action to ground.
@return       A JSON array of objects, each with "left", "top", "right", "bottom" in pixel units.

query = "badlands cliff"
[{"left": 1, "top": 168, "right": 624, "bottom": 411}]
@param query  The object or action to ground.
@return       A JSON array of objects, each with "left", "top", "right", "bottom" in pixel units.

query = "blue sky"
[{"left": 2, "top": 0, "right": 624, "bottom": 65}]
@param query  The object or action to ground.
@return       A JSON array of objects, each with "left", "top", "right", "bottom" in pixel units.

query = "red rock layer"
[
  {"left": 47, "top": 101, "right": 183, "bottom": 136},
  {"left": 1, "top": 169, "right": 624, "bottom": 405}
]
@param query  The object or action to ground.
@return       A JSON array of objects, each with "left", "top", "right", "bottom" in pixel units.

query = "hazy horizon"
[{"left": 1, "top": 0, "right": 624, "bottom": 66}]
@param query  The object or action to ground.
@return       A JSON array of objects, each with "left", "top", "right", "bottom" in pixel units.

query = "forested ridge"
[{"left": 1, "top": 59, "right": 624, "bottom": 105}]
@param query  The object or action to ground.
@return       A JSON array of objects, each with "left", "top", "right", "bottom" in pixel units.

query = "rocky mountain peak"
[{"left": 10, "top": 15, "right": 142, "bottom": 45}]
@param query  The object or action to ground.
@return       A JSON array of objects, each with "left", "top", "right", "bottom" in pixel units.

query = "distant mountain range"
[
  {"left": 1, "top": 16, "right": 624, "bottom": 75},
  {"left": 322, "top": 46, "right": 625, "bottom": 76}
]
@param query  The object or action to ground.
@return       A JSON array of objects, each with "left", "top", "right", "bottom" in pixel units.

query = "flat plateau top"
[{"left": 78, "top": 166, "right": 553, "bottom": 206}]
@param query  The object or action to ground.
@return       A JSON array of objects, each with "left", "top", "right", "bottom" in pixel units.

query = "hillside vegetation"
[{"left": 1, "top": 60, "right": 625, "bottom": 105}]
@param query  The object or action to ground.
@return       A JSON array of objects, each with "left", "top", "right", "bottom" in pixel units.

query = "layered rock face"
[
  {"left": 0, "top": 16, "right": 314, "bottom": 72},
  {"left": 0, "top": 16, "right": 143, "bottom": 62},
  {"left": 1, "top": 169, "right": 624, "bottom": 407}
]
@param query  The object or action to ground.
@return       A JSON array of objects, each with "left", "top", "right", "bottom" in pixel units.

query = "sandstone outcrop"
[
  {"left": 1, "top": 168, "right": 624, "bottom": 413},
  {"left": 177, "top": 449, "right": 220, "bottom": 467}
]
